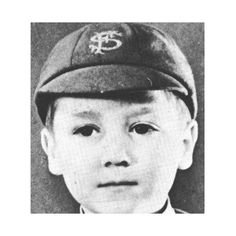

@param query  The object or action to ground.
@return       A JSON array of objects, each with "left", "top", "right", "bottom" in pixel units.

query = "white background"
[{"left": 0, "top": 0, "right": 236, "bottom": 235}]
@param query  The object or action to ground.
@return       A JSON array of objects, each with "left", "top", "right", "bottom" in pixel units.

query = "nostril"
[
  {"left": 105, "top": 161, "right": 112, "bottom": 167},
  {"left": 115, "top": 161, "right": 129, "bottom": 167}
]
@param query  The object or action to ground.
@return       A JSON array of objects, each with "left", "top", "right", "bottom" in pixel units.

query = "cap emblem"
[{"left": 89, "top": 30, "right": 122, "bottom": 54}]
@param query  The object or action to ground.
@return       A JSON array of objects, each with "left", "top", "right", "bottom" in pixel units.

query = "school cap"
[{"left": 34, "top": 23, "right": 197, "bottom": 124}]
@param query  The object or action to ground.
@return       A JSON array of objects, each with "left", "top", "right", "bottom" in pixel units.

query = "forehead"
[{"left": 54, "top": 91, "right": 179, "bottom": 119}]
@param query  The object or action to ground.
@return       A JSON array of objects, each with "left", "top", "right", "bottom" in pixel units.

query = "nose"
[{"left": 101, "top": 136, "right": 132, "bottom": 168}]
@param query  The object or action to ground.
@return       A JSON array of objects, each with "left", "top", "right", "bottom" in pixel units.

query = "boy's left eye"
[{"left": 129, "top": 123, "right": 158, "bottom": 135}]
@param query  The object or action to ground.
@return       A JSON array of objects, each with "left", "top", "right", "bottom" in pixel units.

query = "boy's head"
[
  {"left": 34, "top": 23, "right": 198, "bottom": 213},
  {"left": 40, "top": 90, "right": 198, "bottom": 213}
]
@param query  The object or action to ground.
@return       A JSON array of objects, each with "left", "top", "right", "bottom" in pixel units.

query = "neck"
[{"left": 79, "top": 198, "right": 174, "bottom": 214}]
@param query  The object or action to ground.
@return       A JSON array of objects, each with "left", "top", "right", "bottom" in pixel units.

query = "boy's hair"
[
  {"left": 45, "top": 97, "right": 58, "bottom": 131},
  {"left": 44, "top": 90, "right": 191, "bottom": 131}
]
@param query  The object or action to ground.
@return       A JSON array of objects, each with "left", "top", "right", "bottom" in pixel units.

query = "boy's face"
[{"left": 41, "top": 91, "right": 197, "bottom": 213}]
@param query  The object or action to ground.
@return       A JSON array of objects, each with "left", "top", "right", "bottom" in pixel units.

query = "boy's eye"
[
  {"left": 130, "top": 123, "right": 158, "bottom": 135},
  {"left": 73, "top": 125, "right": 99, "bottom": 137}
]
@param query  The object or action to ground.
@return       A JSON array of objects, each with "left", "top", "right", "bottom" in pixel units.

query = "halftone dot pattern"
[{"left": 31, "top": 23, "right": 204, "bottom": 213}]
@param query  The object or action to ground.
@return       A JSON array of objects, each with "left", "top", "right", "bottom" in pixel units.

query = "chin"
[{"left": 86, "top": 199, "right": 137, "bottom": 213}]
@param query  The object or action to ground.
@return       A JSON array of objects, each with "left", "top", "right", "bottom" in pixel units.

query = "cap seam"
[{"left": 70, "top": 26, "right": 88, "bottom": 66}]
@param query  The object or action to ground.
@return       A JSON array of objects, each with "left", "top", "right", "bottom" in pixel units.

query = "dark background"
[{"left": 31, "top": 23, "right": 204, "bottom": 213}]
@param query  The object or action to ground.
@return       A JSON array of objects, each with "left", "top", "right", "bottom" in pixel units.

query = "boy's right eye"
[{"left": 72, "top": 125, "right": 100, "bottom": 137}]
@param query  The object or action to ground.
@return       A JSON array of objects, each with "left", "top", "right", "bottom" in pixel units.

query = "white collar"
[{"left": 164, "top": 198, "right": 176, "bottom": 214}]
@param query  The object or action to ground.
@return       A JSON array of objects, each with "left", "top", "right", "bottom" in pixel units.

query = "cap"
[{"left": 34, "top": 23, "right": 197, "bottom": 124}]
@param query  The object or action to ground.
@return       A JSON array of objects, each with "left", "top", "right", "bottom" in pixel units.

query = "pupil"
[
  {"left": 81, "top": 127, "right": 93, "bottom": 136},
  {"left": 135, "top": 124, "right": 148, "bottom": 134}
]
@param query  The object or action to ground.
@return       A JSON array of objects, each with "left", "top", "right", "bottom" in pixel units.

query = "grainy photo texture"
[{"left": 31, "top": 23, "right": 204, "bottom": 213}]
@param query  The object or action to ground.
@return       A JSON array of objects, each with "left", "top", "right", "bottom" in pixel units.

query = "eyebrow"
[
  {"left": 72, "top": 110, "right": 101, "bottom": 120},
  {"left": 71, "top": 107, "right": 153, "bottom": 120},
  {"left": 127, "top": 107, "right": 153, "bottom": 118}
]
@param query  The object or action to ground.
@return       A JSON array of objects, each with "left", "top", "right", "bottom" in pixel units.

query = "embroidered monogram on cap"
[{"left": 89, "top": 31, "right": 122, "bottom": 54}]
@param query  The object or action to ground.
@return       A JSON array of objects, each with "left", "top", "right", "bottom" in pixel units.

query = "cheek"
[
  {"left": 54, "top": 139, "right": 101, "bottom": 184},
  {"left": 133, "top": 135, "right": 183, "bottom": 185},
  {"left": 133, "top": 134, "right": 182, "bottom": 165},
  {"left": 157, "top": 129, "right": 184, "bottom": 160},
  {"left": 55, "top": 141, "right": 101, "bottom": 202},
  {"left": 56, "top": 138, "right": 99, "bottom": 168},
  {"left": 154, "top": 136, "right": 183, "bottom": 189}
]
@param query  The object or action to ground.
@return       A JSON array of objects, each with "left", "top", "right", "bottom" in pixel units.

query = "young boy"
[{"left": 34, "top": 23, "right": 199, "bottom": 213}]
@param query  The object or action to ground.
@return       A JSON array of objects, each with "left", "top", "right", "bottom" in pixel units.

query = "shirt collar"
[{"left": 163, "top": 198, "right": 176, "bottom": 214}]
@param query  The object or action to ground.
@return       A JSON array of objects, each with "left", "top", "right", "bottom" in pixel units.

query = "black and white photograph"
[
  {"left": 31, "top": 23, "right": 204, "bottom": 213},
  {"left": 2, "top": 0, "right": 236, "bottom": 234}
]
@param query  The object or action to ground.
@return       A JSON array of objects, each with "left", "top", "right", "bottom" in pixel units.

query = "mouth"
[{"left": 97, "top": 181, "right": 138, "bottom": 188}]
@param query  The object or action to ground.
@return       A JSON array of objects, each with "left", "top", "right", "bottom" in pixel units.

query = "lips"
[{"left": 98, "top": 181, "right": 138, "bottom": 188}]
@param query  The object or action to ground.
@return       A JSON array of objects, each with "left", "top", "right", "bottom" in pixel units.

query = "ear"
[
  {"left": 178, "top": 120, "right": 198, "bottom": 170},
  {"left": 40, "top": 128, "right": 62, "bottom": 175}
]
